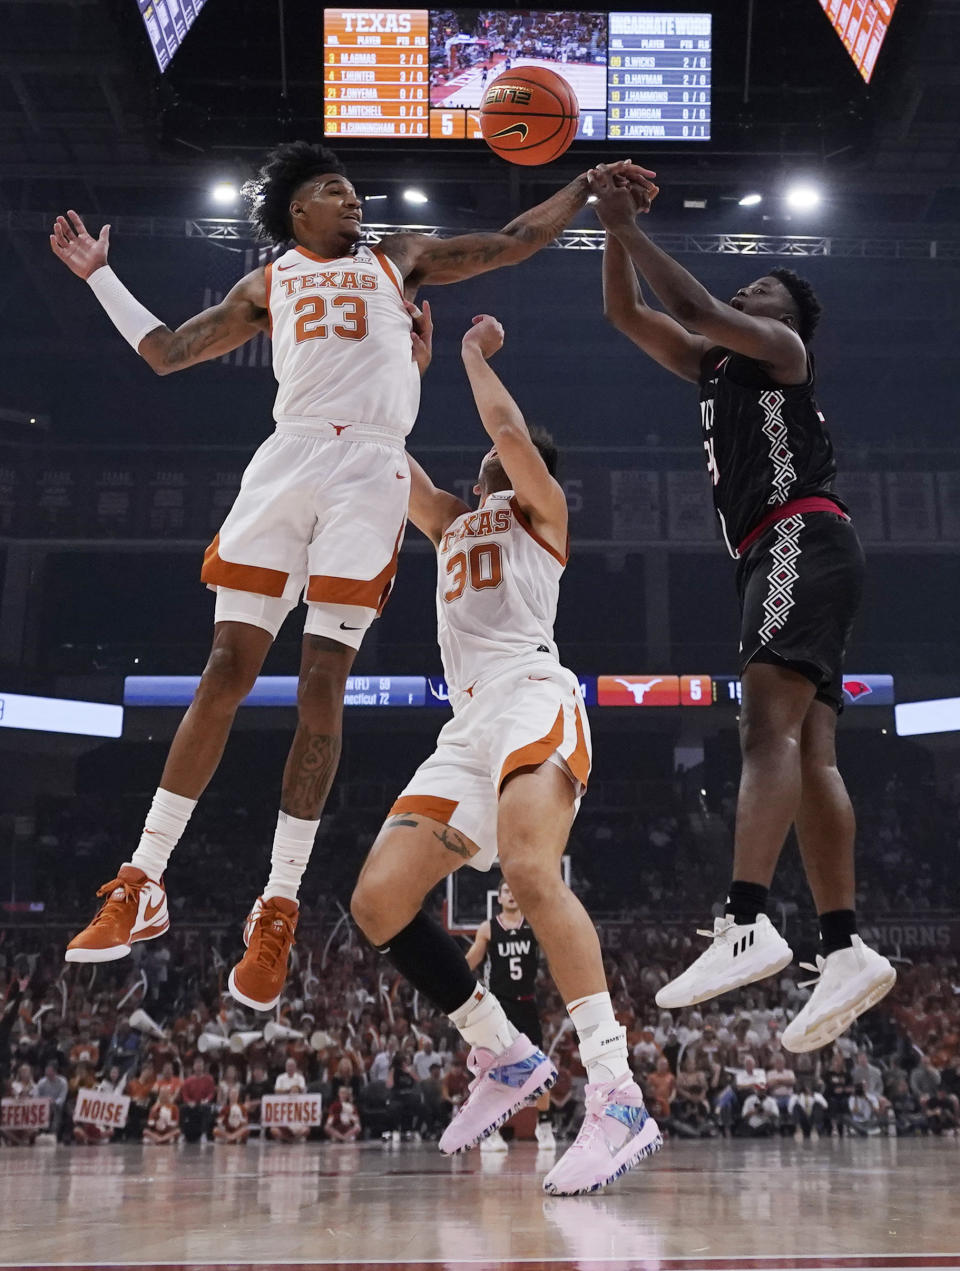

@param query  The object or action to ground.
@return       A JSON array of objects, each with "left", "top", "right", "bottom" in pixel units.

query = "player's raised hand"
[
  {"left": 589, "top": 165, "right": 659, "bottom": 225},
  {"left": 404, "top": 298, "right": 433, "bottom": 377},
  {"left": 461, "top": 313, "right": 505, "bottom": 360},
  {"left": 49, "top": 210, "right": 110, "bottom": 280}
]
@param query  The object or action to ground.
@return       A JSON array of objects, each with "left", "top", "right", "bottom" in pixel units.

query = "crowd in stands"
[
  {"left": 2, "top": 908, "right": 957, "bottom": 1150},
  {"left": 430, "top": 9, "right": 605, "bottom": 87}
]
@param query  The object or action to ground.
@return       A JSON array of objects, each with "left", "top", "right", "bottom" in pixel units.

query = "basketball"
[{"left": 479, "top": 66, "right": 579, "bottom": 166}]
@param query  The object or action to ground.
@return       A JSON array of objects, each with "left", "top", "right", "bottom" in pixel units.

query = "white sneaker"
[
  {"left": 781, "top": 937, "right": 896, "bottom": 1053},
  {"left": 655, "top": 914, "right": 793, "bottom": 1009},
  {"left": 535, "top": 1119, "right": 557, "bottom": 1151},
  {"left": 479, "top": 1129, "right": 508, "bottom": 1153}
]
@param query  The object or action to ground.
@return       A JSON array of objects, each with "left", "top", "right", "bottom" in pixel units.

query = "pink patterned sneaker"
[
  {"left": 542, "top": 1074, "right": 662, "bottom": 1195},
  {"left": 438, "top": 1034, "right": 556, "bottom": 1155}
]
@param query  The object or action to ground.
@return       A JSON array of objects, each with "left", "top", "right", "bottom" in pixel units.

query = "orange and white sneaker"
[
  {"left": 228, "top": 895, "right": 298, "bottom": 1012},
  {"left": 65, "top": 865, "right": 169, "bottom": 963}
]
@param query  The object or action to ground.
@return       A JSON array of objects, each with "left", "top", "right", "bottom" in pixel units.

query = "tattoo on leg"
[
  {"left": 432, "top": 826, "right": 475, "bottom": 860},
  {"left": 281, "top": 729, "right": 342, "bottom": 820},
  {"left": 385, "top": 816, "right": 419, "bottom": 829}
]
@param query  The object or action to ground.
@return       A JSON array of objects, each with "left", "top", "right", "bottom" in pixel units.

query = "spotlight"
[
  {"left": 738, "top": 193, "right": 762, "bottom": 207},
  {"left": 403, "top": 188, "right": 429, "bottom": 206},
  {"left": 210, "top": 182, "right": 238, "bottom": 206},
  {"left": 785, "top": 185, "right": 821, "bottom": 211},
  {"left": 364, "top": 194, "right": 387, "bottom": 202},
  {"left": 683, "top": 198, "right": 707, "bottom": 209}
]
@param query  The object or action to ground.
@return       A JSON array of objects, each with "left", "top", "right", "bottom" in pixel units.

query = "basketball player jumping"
[
  {"left": 590, "top": 166, "right": 895, "bottom": 1052},
  {"left": 50, "top": 142, "right": 656, "bottom": 1013},
  {"left": 466, "top": 879, "right": 555, "bottom": 1152},
  {"left": 351, "top": 310, "right": 662, "bottom": 1196}
]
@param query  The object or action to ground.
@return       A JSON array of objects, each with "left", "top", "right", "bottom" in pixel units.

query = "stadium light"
[
  {"left": 403, "top": 188, "right": 429, "bottom": 206},
  {"left": 738, "top": 192, "right": 763, "bottom": 207},
  {"left": 210, "top": 181, "right": 239, "bottom": 206},
  {"left": 785, "top": 184, "right": 821, "bottom": 211},
  {"left": 364, "top": 194, "right": 388, "bottom": 202}
]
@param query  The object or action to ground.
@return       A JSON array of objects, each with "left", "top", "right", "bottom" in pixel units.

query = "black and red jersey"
[{"left": 698, "top": 348, "right": 846, "bottom": 556}]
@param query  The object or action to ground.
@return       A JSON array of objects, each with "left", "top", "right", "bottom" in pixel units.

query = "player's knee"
[
  {"left": 500, "top": 853, "right": 556, "bottom": 914},
  {"left": 196, "top": 643, "right": 260, "bottom": 707},
  {"left": 297, "top": 657, "right": 351, "bottom": 722},
  {"left": 740, "top": 712, "right": 801, "bottom": 762},
  {"left": 350, "top": 872, "right": 391, "bottom": 942}
]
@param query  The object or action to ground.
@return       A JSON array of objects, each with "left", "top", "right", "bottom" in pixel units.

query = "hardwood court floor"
[{"left": 1, "top": 1136, "right": 957, "bottom": 1271}]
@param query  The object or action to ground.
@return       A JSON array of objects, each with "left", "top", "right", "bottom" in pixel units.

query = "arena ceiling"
[{"left": 0, "top": 0, "right": 958, "bottom": 228}]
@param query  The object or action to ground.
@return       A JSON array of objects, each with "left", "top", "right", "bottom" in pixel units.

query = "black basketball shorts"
[
  {"left": 736, "top": 511, "right": 865, "bottom": 713},
  {"left": 501, "top": 998, "right": 543, "bottom": 1049}
]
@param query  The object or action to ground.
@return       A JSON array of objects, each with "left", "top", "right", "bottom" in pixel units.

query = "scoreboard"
[
  {"left": 607, "top": 12, "right": 711, "bottom": 141},
  {"left": 817, "top": 0, "right": 899, "bottom": 84},
  {"left": 324, "top": 8, "right": 430, "bottom": 138},
  {"left": 322, "top": 9, "right": 711, "bottom": 142},
  {"left": 136, "top": 0, "right": 208, "bottom": 73}
]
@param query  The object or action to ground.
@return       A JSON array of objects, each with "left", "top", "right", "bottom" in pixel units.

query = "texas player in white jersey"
[
  {"left": 351, "top": 313, "right": 662, "bottom": 1195},
  {"left": 51, "top": 141, "right": 659, "bottom": 1014}
]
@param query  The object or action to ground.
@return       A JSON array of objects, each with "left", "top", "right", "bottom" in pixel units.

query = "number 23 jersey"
[
  {"left": 436, "top": 490, "right": 567, "bottom": 710},
  {"left": 266, "top": 244, "right": 420, "bottom": 439}
]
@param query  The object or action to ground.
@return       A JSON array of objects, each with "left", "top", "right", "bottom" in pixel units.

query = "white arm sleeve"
[{"left": 86, "top": 265, "right": 164, "bottom": 353}]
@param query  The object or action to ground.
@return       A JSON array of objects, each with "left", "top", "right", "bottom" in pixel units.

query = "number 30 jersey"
[
  {"left": 436, "top": 489, "right": 567, "bottom": 711},
  {"left": 266, "top": 244, "right": 420, "bottom": 440}
]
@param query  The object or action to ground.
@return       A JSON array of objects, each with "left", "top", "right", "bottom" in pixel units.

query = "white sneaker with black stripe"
[{"left": 655, "top": 913, "right": 793, "bottom": 1009}]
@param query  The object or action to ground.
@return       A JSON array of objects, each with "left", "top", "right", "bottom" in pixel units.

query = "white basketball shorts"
[
  {"left": 201, "top": 424, "right": 409, "bottom": 647},
  {"left": 388, "top": 663, "right": 592, "bottom": 872}
]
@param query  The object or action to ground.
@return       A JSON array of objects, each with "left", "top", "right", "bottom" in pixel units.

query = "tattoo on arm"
[
  {"left": 280, "top": 729, "right": 342, "bottom": 820},
  {"left": 432, "top": 827, "right": 476, "bottom": 860}
]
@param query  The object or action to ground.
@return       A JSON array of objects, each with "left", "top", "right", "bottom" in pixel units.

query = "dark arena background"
[{"left": 2, "top": 2, "right": 960, "bottom": 1269}]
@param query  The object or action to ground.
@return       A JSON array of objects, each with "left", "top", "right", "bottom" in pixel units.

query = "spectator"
[
  {"left": 909, "top": 1054, "right": 942, "bottom": 1109},
  {"left": 244, "top": 1062, "right": 272, "bottom": 1131},
  {"left": 213, "top": 1089, "right": 250, "bottom": 1144},
  {"left": 850, "top": 1050, "right": 884, "bottom": 1100},
  {"left": 645, "top": 1056, "right": 677, "bottom": 1122},
  {"left": 412, "top": 1037, "right": 437, "bottom": 1082},
  {"left": 419, "top": 1062, "right": 446, "bottom": 1140},
  {"left": 845, "top": 1083, "right": 883, "bottom": 1137},
  {"left": 180, "top": 1058, "right": 216, "bottom": 1143},
  {"left": 156, "top": 1060, "right": 182, "bottom": 1103},
  {"left": 325, "top": 1084, "right": 361, "bottom": 1142},
  {"left": 35, "top": 1062, "right": 68, "bottom": 1139},
  {"left": 766, "top": 1054, "right": 797, "bottom": 1125},
  {"left": 271, "top": 1059, "right": 308, "bottom": 1143},
  {"left": 143, "top": 1087, "right": 181, "bottom": 1145},
  {"left": 740, "top": 1091, "right": 780, "bottom": 1137},
  {"left": 788, "top": 1084, "right": 828, "bottom": 1140},
  {"left": 386, "top": 1050, "right": 421, "bottom": 1141}
]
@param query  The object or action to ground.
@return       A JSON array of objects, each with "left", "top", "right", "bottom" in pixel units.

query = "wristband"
[{"left": 87, "top": 265, "right": 163, "bottom": 353}]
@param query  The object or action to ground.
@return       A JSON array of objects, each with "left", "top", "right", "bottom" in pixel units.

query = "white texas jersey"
[
  {"left": 437, "top": 489, "right": 567, "bottom": 709},
  {"left": 266, "top": 243, "right": 420, "bottom": 440}
]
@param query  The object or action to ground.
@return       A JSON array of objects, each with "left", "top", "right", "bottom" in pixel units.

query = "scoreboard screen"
[
  {"left": 817, "top": 0, "right": 899, "bottom": 83},
  {"left": 322, "top": 9, "right": 711, "bottom": 142},
  {"left": 136, "top": 0, "right": 208, "bottom": 72}
]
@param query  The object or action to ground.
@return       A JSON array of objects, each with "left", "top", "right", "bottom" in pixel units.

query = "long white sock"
[
  {"left": 129, "top": 788, "right": 198, "bottom": 882},
  {"left": 449, "top": 985, "right": 519, "bottom": 1055},
  {"left": 263, "top": 812, "right": 320, "bottom": 902},
  {"left": 567, "top": 991, "right": 631, "bottom": 1085}
]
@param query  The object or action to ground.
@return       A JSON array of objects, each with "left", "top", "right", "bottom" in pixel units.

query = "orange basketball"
[{"left": 479, "top": 66, "right": 579, "bottom": 166}]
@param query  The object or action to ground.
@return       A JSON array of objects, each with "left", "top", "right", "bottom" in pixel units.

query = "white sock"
[
  {"left": 129, "top": 788, "right": 198, "bottom": 882},
  {"left": 263, "top": 812, "right": 320, "bottom": 902},
  {"left": 449, "top": 985, "right": 519, "bottom": 1055},
  {"left": 567, "top": 991, "right": 631, "bottom": 1085}
]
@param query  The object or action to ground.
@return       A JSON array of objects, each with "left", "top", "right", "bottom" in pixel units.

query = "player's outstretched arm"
[
  {"left": 379, "top": 161, "right": 657, "bottom": 290},
  {"left": 460, "top": 315, "right": 567, "bottom": 558},
  {"left": 465, "top": 920, "right": 491, "bottom": 972},
  {"left": 50, "top": 210, "right": 267, "bottom": 374},
  {"left": 602, "top": 232, "right": 710, "bottom": 384},
  {"left": 407, "top": 456, "right": 469, "bottom": 547},
  {"left": 590, "top": 170, "right": 806, "bottom": 379}
]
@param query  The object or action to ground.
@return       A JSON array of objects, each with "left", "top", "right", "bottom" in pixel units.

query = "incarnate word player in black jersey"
[{"left": 698, "top": 348, "right": 846, "bottom": 558}]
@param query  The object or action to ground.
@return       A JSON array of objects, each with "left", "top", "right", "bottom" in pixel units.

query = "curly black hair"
[
  {"left": 768, "top": 267, "right": 822, "bottom": 345},
  {"left": 527, "top": 424, "right": 559, "bottom": 477},
  {"left": 243, "top": 141, "right": 348, "bottom": 245}
]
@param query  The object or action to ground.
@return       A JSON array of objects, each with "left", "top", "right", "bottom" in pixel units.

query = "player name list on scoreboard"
[
  {"left": 324, "top": 9, "right": 430, "bottom": 137},
  {"left": 607, "top": 12, "right": 711, "bottom": 141}
]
